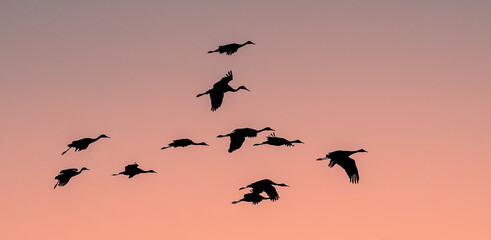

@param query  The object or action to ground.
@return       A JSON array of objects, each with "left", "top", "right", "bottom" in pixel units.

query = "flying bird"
[
  {"left": 239, "top": 179, "right": 289, "bottom": 202},
  {"left": 253, "top": 133, "right": 304, "bottom": 147},
  {"left": 112, "top": 163, "right": 157, "bottom": 178},
  {"left": 217, "top": 127, "right": 274, "bottom": 153},
  {"left": 161, "top": 138, "right": 208, "bottom": 150},
  {"left": 53, "top": 167, "right": 89, "bottom": 189},
  {"left": 316, "top": 149, "right": 367, "bottom": 184},
  {"left": 61, "top": 134, "right": 110, "bottom": 155},
  {"left": 196, "top": 71, "right": 250, "bottom": 111},
  {"left": 208, "top": 41, "right": 255, "bottom": 55},
  {"left": 232, "top": 192, "right": 269, "bottom": 205}
]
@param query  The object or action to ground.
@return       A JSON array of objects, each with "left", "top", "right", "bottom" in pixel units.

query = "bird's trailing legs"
[{"left": 61, "top": 147, "right": 72, "bottom": 155}]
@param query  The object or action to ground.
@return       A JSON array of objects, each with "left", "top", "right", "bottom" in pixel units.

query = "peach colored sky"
[{"left": 1, "top": 1, "right": 490, "bottom": 239}]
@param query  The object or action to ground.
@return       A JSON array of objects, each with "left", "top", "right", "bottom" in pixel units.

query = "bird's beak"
[{"left": 316, "top": 158, "right": 325, "bottom": 161}]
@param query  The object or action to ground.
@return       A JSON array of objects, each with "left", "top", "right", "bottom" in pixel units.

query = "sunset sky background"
[{"left": 1, "top": 1, "right": 491, "bottom": 239}]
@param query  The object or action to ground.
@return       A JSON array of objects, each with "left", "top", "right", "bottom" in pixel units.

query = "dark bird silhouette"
[
  {"left": 208, "top": 41, "right": 255, "bottom": 55},
  {"left": 53, "top": 167, "right": 89, "bottom": 189},
  {"left": 232, "top": 192, "right": 269, "bottom": 205},
  {"left": 316, "top": 149, "right": 367, "bottom": 184},
  {"left": 196, "top": 71, "right": 250, "bottom": 111},
  {"left": 112, "top": 163, "right": 156, "bottom": 178},
  {"left": 161, "top": 138, "right": 208, "bottom": 150},
  {"left": 217, "top": 127, "right": 274, "bottom": 153},
  {"left": 239, "top": 179, "right": 289, "bottom": 201},
  {"left": 61, "top": 134, "right": 110, "bottom": 155},
  {"left": 253, "top": 133, "right": 304, "bottom": 147}
]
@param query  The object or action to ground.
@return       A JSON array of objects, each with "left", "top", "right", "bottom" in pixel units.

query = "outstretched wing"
[
  {"left": 337, "top": 157, "right": 359, "bottom": 184},
  {"left": 125, "top": 163, "right": 139, "bottom": 172},
  {"left": 210, "top": 90, "right": 224, "bottom": 111},
  {"left": 226, "top": 48, "right": 238, "bottom": 55},
  {"left": 219, "top": 71, "right": 233, "bottom": 83},
  {"left": 263, "top": 185, "right": 280, "bottom": 201},
  {"left": 234, "top": 128, "right": 257, "bottom": 138},
  {"left": 228, "top": 134, "right": 246, "bottom": 153}
]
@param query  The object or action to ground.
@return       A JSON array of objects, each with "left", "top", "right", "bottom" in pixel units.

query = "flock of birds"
[{"left": 54, "top": 41, "right": 368, "bottom": 205}]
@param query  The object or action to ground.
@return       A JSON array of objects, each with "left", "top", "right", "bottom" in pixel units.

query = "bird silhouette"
[
  {"left": 232, "top": 192, "right": 270, "bottom": 205},
  {"left": 53, "top": 167, "right": 89, "bottom": 189},
  {"left": 196, "top": 71, "right": 250, "bottom": 111},
  {"left": 239, "top": 179, "right": 289, "bottom": 201},
  {"left": 253, "top": 133, "right": 304, "bottom": 147},
  {"left": 208, "top": 41, "right": 255, "bottom": 55},
  {"left": 161, "top": 138, "right": 208, "bottom": 150},
  {"left": 217, "top": 127, "right": 274, "bottom": 153},
  {"left": 316, "top": 149, "right": 367, "bottom": 184},
  {"left": 61, "top": 134, "right": 110, "bottom": 155},
  {"left": 112, "top": 163, "right": 157, "bottom": 178}
]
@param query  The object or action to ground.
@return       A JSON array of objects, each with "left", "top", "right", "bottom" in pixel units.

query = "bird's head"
[
  {"left": 278, "top": 183, "right": 289, "bottom": 187},
  {"left": 99, "top": 134, "right": 110, "bottom": 139},
  {"left": 81, "top": 167, "right": 89, "bottom": 171},
  {"left": 245, "top": 41, "right": 255, "bottom": 45},
  {"left": 292, "top": 140, "right": 304, "bottom": 144},
  {"left": 199, "top": 142, "right": 209, "bottom": 146},
  {"left": 357, "top": 149, "right": 367, "bottom": 153},
  {"left": 262, "top": 127, "right": 275, "bottom": 131},
  {"left": 147, "top": 170, "right": 157, "bottom": 173},
  {"left": 238, "top": 86, "right": 250, "bottom": 91}
]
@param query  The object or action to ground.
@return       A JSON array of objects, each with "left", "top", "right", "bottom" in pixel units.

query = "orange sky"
[{"left": 1, "top": 1, "right": 491, "bottom": 239}]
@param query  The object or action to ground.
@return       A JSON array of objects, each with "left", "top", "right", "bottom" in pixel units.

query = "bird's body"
[
  {"left": 112, "top": 163, "right": 156, "bottom": 178},
  {"left": 232, "top": 192, "right": 269, "bottom": 205},
  {"left": 196, "top": 71, "right": 250, "bottom": 111},
  {"left": 316, "top": 149, "right": 367, "bottom": 184},
  {"left": 61, "top": 134, "right": 110, "bottom": 155},
  {"left": 208, "top": 41, "right": 255, "bottom": 55},
  {"left": 239, "top": 179, "right": 289, "bottom": 201},
  {"left": 161, "top": 138, "right": 208, "bottom": 150},
  {"left": 217, "top": 127, "right": 274, "bottom": 152},
  {"left": 54, "top": 167, "right": 89, "bottom": 189},
  {"left": 253, "top": 133, "right": 303, "bottom": 147}
]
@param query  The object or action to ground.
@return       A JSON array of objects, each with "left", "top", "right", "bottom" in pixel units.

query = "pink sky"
[{"left": 1, "top": 1, "right": 490, "bottom": 239}]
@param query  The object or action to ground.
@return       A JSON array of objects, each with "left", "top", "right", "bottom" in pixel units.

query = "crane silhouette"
[
  {"left": 316, "top": 149, "right": 367, "bottom": 184},
  {"left": 217, "top": 127, "right": 274, "bottom": 153},
  {"left": 61, "top": 134, "right": 110, "bottom": 155},
  {"left": 232, "top": 192, "right": 270, "bottom": 205},
  {"left": 112, "top": 163, "right": 157, "bottom": 178},
  {"left": 196, "top": 71, "right": 250, "bottom": 111},
  {"left": 208, "top": 41, "right": 255, "bottom": 55},
  {"left": 253, "top": 133, "right": 304, "bottom": 147},
  {"left": 53, "top": 167, "right": 89, "bottom": 189},
  {"left": 161, "top": 138, "right": 208, "bottom": 150},
  {"left": 239, "top": 179, "right": 289, "bottom": 201}
]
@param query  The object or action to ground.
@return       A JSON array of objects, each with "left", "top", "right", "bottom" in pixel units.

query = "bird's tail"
[{"left": 61, "top": 147, "right": 71, "bottom": 155}]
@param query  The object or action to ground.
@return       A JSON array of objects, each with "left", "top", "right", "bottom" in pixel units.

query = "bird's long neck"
[
  {"left": 231, "top": 86, "right": 247, "bottom": 92},
  {"left": 257, "top": 128, "right": 268, "bottom": 133}
]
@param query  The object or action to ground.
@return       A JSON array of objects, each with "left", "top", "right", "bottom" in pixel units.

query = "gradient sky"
[{"left": 1, "top": 1, "right": 491, "bottom": 239}]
